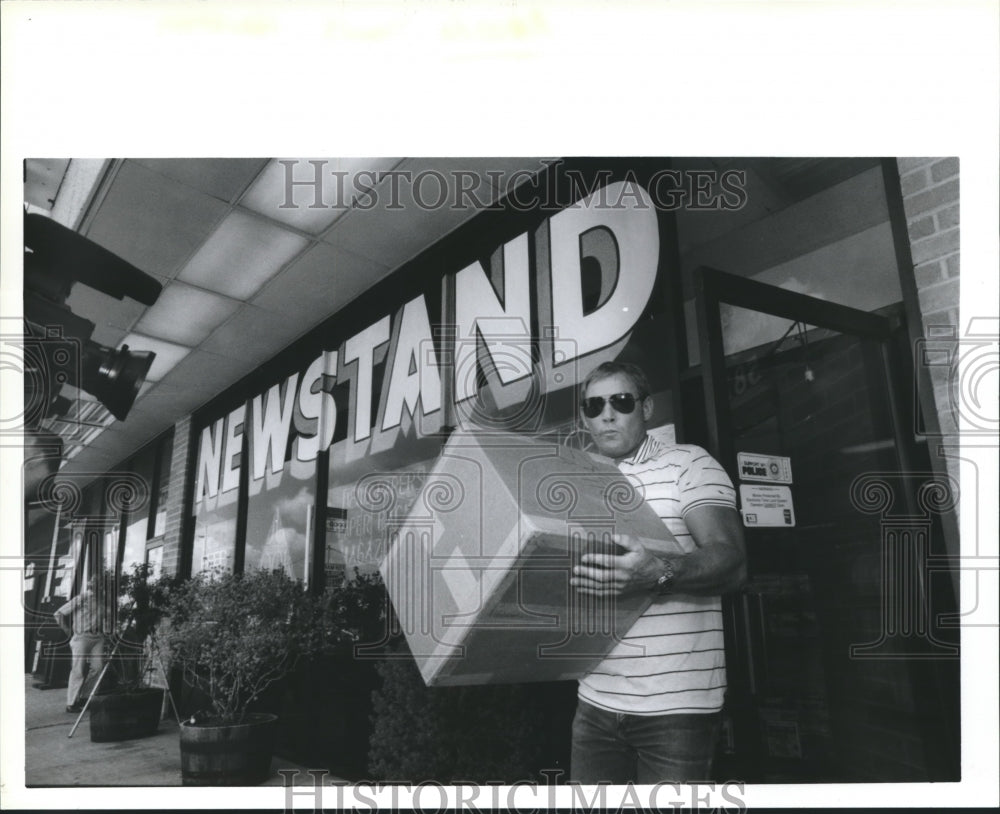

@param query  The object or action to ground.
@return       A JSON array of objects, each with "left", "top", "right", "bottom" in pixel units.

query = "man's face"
[{"left": 581, "top": 372, "right": 652, "bottom": 461}]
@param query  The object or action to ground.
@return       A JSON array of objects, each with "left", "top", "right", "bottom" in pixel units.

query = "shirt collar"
[{"left": 620, "top": 433, "right": 664, "bottom": 466}]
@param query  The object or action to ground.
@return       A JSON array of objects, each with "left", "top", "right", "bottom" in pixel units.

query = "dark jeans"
[{"left": 570, "top": 700, "right": 721, "bottom": 784}]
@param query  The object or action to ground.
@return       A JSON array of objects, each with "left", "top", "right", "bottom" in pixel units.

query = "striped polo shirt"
[{"left": 578, "top": 436, "right": 737, "bottom": 716}]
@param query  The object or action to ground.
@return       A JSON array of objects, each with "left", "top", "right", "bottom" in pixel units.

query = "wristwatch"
[{"left": 653, "top": 558, "right": 675, "bottom": 595}]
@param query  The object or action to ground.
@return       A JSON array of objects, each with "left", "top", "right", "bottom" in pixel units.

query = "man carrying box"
[{"left": 569, "top": 361, "right": 746, "bottom": 783}]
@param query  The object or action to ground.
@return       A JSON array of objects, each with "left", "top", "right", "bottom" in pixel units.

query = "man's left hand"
[{"left": 570, "top": 535, "right": 664, "bottom": 597}]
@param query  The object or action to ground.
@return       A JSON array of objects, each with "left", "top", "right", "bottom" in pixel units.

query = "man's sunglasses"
[{"left": 581, "top": 393, "right": 644, "bottom": 418}]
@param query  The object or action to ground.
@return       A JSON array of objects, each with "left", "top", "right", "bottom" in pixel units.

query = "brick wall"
[
  {"left": 160, "top": 415, "right": 194, "bottom": 578},
  {"left": 895, "top": 158, "right": 960, "bottom": 489}
]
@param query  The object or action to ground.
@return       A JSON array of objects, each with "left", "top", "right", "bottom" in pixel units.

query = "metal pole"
[{"left": 67, "top": 600, "right": 134, "bottom": 738}]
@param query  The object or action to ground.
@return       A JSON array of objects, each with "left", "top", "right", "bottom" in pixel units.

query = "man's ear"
[{"left": 642, "top": 395, "right": 655, "bottom": 422}]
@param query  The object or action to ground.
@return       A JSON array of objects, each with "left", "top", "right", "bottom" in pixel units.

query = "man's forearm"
[
  {"left": 661, "top": 504, "right": 747, "bottom": 596},
  {"left": 571, "top": 506, "right": 748, "bottom": 598},
  {"left": 652, "top": 544, "right": 746, "bottom": 596}
]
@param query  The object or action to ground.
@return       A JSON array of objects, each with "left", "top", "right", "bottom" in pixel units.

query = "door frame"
[
  {"left": 693, "top": 265, "right": 961, "bottom": 781},
  {"left": 693, "top": 265, "right": 905, "bottom": 482}
]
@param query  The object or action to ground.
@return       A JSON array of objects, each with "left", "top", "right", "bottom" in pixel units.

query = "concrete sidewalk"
[{"left": 23, "top": 675, "right": 319, "bottom": 787}]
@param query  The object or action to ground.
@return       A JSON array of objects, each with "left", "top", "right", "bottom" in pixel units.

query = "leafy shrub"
[
  {"left": 368, "top": 640, "right": 573, "bottom": 783},
  {"left": 115, "top": 562, "right": 178, "bottom": 644},
  {"left": 325, "top": 568, "right": 390, "bottom": 648},
  {"left": 100, "top": 563, "right": 178, "bottom": 691},
  {"left": 165, "top": 570, "right": 345, "bottom": 723}
]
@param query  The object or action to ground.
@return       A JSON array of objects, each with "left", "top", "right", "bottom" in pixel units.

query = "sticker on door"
[
  {"left": 737, "top": 452, "right": 793, "bottom": 484},
  {"left": 739, "top": 484, "right": 796, "bottom": 527}
]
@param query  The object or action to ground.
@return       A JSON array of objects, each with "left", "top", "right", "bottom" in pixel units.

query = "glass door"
[{"left": 694, "top": 267, "right": 959, "bottom": 783}]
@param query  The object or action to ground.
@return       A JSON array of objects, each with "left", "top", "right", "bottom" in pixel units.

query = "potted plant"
[
  {"left": 86, "top": 564, "right": 177, "bottom": 743},
  {"left": 164, "top": 569, "right": 341, "bottom": 786}
]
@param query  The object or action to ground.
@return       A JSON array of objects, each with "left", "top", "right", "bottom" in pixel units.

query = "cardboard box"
[{"left": 380, "top": 431, "right": 679, "bottom": 686}]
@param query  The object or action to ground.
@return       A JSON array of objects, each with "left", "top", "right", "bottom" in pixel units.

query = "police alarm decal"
[
  {"left": 737, "top": 452, "right": 793, "bottom": 484},
  {"left": 737, "top": 452, "right": 795, "bottom": 527}
]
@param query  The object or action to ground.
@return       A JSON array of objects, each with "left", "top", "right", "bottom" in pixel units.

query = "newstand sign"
[{"left": 194, "top": 181, "right": 662, "bottom": 503}]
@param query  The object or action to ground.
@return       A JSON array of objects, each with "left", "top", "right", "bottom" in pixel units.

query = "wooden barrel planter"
[
  {"left": 89, "top": 687, "right": 165, "bottom": 742},
  {"left": 179, "top": 713, "right": 278, "bottom": 786}
]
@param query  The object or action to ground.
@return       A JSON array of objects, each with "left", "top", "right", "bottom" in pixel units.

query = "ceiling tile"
[
  {"left": 133, "top": 377, "right": 196, "bottom": 411},
  {"left": 134, "top": 282, "right": 241, "bottom": 345},
  {"left": 328, "top": 196, "right": 480, "bottom": 268},
  {"left": 200, "top": 305, "right": 309, "bottom": 363},
  {"left": 50, "top": 160, "right": 111, "bottom": 229},
  {"left": 251, "top": 242, "right": 390, "bottom": 320},
  {"left": 120, "top": 332, "right": 192, "bottom": 382},
  {"left": 157, "top": 349, "right": 257, "bottom": 398},
  {"left": 24, "top": 159, "right": 70, "bottom": 210},
  {"left": 132, "top": 384, "right": 212, "bottom": 419},
  {"left": 136, "top": 379, "right": 158, "bottom": 401},
  {"left": 320, "top": 158, "right": 550, "bottom": 268},
  {"left": 178, "top": 210, "right": 310, "bottom": 300},
  {"left": 240, "top": 157, "right": 403, "bottom": 235},
  {"left": 61, "top": 448, "right": 117, "bottom": 475},
  {"left": 134, "top": 158, "right": 268, "bottom": 202},
  {"left": 105, "top": 409, "right": 172, "bottom": 443},
  {"left": 679, "top": 166, "right": 888, "bottom": 280},
  {"left": 90, "top": 323, "right": 128, "bottom": 349},
  {"left": 85, "top": 160, "right": 230, "bottom": 279}
]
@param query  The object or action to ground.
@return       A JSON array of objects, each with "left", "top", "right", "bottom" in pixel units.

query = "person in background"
[
  {"left": 54, "top": 573, "right": 109, "bottom": 713},
  {"left": 570, "top": 361, "right": 747, "bottom": 783}
]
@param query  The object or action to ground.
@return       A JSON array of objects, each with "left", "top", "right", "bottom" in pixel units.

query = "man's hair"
[{"left": 580, "top": 361, "right": 651, "bottom": 400}]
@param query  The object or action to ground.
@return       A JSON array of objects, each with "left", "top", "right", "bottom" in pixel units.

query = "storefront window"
[
  {"left": 191, "top": 498, "right": 238, "bottom": 576},
  {"left": 146, "top": 544, "right": 163, "bottom": 580},
  {"left": 103, "top": 528, "right": 120, "bottom": 575},
  {"left": 24, "top": 506, "right": 81, "bottom": 602},
  {"left": 152, "top": 431, "right": 173, "bottom": 538},
  {"left": 50, "top": 526, "right": 82, "bottom": 600},
  {"left": 244, "top": 474, "right": 314, "bottom": 582},
  {"left": 240, "top": 365, "right": 325, "bottom": 581},
  {"left": 327, "top": 452, "right": 436, "bottom": 585},
  {"left": 120, "top": 446, "right": 157, "bottom": 574},
  {"left": 191, "top": 406, "right": 243, "bottom": 575}
]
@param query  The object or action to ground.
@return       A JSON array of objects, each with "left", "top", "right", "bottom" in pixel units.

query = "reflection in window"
[
  {"left": 121, "top": 516, "right": 148, "bottom": 574},
  {"left": 146, "top": 545, "right": 163, "bottom": 580},
  {"left": 326, "top": 457, "right": 436, "bottom": 586},
  {"left": 121, "top": 446, "right": 157, "bottom": 574},
  {"left": 50, "top": 526, "right": 83, "bottom": 601},
  {"left": 153, "top": 432, "right": 173, "bottom": 538},
  {"left": 191, "top": 500, "right": 238, "bottom": 576},
  {"left": 245, "top": 477, "right": 314, "bottom": 582},
  {"left": 103, "top": 527, "right": 120, "bottom": 575}
]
